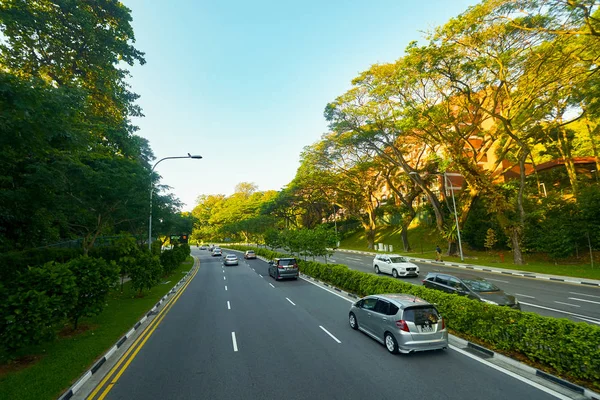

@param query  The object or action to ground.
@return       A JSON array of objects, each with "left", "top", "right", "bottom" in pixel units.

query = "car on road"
[
  {"left": 199, "top": 245, "right": 207, "bottom": 250},
  {"left": 373, "top": 254, "right": 419, "bottom": 278},
  {"left": 348, "top": 294, "right": 448, "bottom": 354},
  {"left": 223, "top": 254, "right": 238, "bottom": 266},
  {"left": 422, "top": 272, "right": 520, "bottom": 310},
  {"left": 348, "top": 293, "right": 448, "bottom": 354},
  {"left": 244, "top": 250, "right": 257, "bottom": 259},
  {"left": 208, "top": 245, "right": 215, "bottom": 251},
  {"left": 268, "top": 258, "right": 299, "bottom": 280},
  {"left": 211, "top": 248, "right": 222, "bottom": 257}
]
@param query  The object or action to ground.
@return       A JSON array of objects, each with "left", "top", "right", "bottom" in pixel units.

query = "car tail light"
[
  {"left": 422, "top": 279, "right": 426, "bottom": 283},
  {"left": 395, "top": 320, "right": 410, "bottom": 332},
  {"left": 293, "top": 263, "right": 298, "bottom": 269},
  {"left": 277, "top": 264, "right": 284, "bottom": 269},
  {"left": 441, "top": 317, "right": 445, "bottom": 330}
]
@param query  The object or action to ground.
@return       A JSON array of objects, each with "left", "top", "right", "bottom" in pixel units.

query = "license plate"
[{"left": 420, "top": 325, "right": 433, "bottom": 333}]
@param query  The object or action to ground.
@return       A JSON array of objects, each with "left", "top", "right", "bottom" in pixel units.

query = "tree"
[
  {"left": 484, "top": 228, "right": 498, "bottom": 253},
  {"left": 66, "top": 256, "right": 119, "bottom": 330},
  {"left": 128, "top": 252, "right": 163, "bottom": 296}
]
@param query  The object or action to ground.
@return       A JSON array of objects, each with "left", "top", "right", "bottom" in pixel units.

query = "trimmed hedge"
[{"left": 224, "top": 245, "right": 600, "bottom": 388}]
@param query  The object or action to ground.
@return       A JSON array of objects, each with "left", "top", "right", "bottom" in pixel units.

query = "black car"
[
  {"left": 422, "top": 272, "right": 520, "bottom": 310},
  {"left": 268, "top": 258, "right": 299, "bottom": 280}
]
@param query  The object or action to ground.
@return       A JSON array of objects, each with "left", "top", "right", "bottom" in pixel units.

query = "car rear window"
[
  {"left": 278, "top": 259, "right": 297, "bottom": 266},
  {"left": 247, "top": 251, "right": 255, "bottom": 254},
  {"left": 402, "top": 306, "right": 440, "bottom": 324}
]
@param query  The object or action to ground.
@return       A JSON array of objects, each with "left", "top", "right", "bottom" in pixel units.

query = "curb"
[
  {"left": 337, "top": 249, "right": 600, "bottom": 287},
  {"left": 58, "top": 258, "right": 199, "bottom": 400}
]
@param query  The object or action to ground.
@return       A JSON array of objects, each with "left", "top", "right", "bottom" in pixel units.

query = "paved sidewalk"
[{"left": 336, "top": 248, "right": 600, "bottom": 287}]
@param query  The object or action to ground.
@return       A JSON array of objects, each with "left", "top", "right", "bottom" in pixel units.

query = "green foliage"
[
  {"left": 462, "top": 197, "right": 507, "bottom": 251},
  {"left": 66, "top": 257, "right": 119, "bottom": 329},
  {"left": 0, "top": 247, "right": 82, "bottom": 282},
  {"left": 227, "top": 245, "right": 600, "bottom": 387},
  {"left": 128, "top": 252, "right": 163, "bottom": 296},
  {"left": 0, "top": 262, "right": 77, "bottom": 353}
]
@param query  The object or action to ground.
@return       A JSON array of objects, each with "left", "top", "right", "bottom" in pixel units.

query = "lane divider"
[{"left": 58, "top": 257, "right": 200, "bottom": 400}]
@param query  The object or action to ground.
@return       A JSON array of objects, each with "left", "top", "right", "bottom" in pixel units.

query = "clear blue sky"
[{"left": 122, "top": 0, "right": 479, "bottom": 211}]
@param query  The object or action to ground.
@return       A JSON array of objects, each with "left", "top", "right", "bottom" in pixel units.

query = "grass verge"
[
  {"left": 340, "top": 226, "right": 600, "bottom": 280},
  {"left": 0, "top": 256, "right": 195, "bottom": 400}
]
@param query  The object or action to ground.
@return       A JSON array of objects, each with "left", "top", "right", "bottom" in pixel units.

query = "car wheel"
[
  {"left": 349, "top": 312, "right": 358, "bottom": 330},
  {"left": 392, "top": 269, "right": 398, "bottom": 278},
  {"left": 374, "top": 265, "right": 380, "bottom": 274},
  {"left": 385, "top": 332, "right": 399, "bottom": 354}
]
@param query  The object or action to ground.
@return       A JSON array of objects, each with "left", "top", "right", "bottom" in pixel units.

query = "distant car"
[
  {"left": 200, "top": 245, "right": 207, "bottom": 250},
  {"left": 373, "top": 254, "right": 419, "bottom": 278},
  {"left": 422, "top": 272, "right": 520, "bottom": 310},
  {"left": 212, "top": 248, "right": 222, "bottom": 257},
  {"left": 208, "top": 245, "right": 215, "bottom": 251},
  {"left": 244, "top": 250, "right": 257, "bottom": 259},
  {"left": 348, "top": 294, "right": 448, "bottom": 354},
  {"left": 224, "top": 254, "right": 238, "bottom": 266},
  {"left": 268, "top": 258, "right": 299, "bottom": 280}
]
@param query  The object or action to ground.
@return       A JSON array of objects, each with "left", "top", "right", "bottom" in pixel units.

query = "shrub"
[
  {"left": 66, "top": 256, "right": 120, "bottom": 329},
  {"left": 0, "top": 262, "right": 77, "bottom": 353},
  {"left": 128, "top": 253, "right": 163, "bottom": 296}
]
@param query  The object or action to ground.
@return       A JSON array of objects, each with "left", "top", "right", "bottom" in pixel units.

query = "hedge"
[{"left": 224, "top": 245, "right": 600, "bottom": 388}]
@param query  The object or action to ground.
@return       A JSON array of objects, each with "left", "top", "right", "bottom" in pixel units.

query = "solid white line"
[
  {"left": 569, "top": 291, "right": 600, "bottom": 299},
  {"left": 225, "top": 285, "right": 228, "bottom": 291},
  {"left": 286, "top": 297, "right": 296, "bottom": 306},
  {"left": 227, "top": 301, "right": 231, "bottom": 310},
  {"left": 568, "top": 297, "right": 600, "bottom": 305},
  {"left": 575, "top": 316, "right": 600, "bottom": 325},
  {"left": 486, "top": 278, "right": 509, "bottom": 283},
  {"left": 515, "top": 293, "right": 535, "bottom": 299},
  {"left": 519, "top": 302, "right": 600, "bottom": 324},
  {"left": 231, "top": 332, "right": 238, "bottom": 352},
  {"left": 449, "top": 345, "right": 571, "bottom": 400},
  {"left": 269, "top": 283, "right": 275, "bottom": 288},
  {"left": 554, "top": 301, "right": 580, "bottom": 307},
  {"left": 319, "top": 325, "right": 341, "bottom": 344},
  {"left": 300, "top": 276, "right": 353, "bottom": 303}
]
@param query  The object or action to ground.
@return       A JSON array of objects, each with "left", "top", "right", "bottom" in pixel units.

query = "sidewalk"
[{"left": 335, "top": 248, "right": 600, "bottom": 287}]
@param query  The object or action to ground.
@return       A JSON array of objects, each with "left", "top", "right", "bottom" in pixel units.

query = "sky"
[{"left": 122, "top": 0, "right": 480, "bottom": 211}]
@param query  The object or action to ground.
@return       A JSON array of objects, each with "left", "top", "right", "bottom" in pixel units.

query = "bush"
[
  {"left": 0, "top": 262, "right": 77, "bottom": 353},
  {"left": 0, "top": 247, "right": 81, "bottom": 283},
  {"left": 224, "top": 244, "right": 600, "bottom": 387},
  {"left": 66, "top": 256, "right": 120, "bottom": 329},
  {"left": 128, "top": 253, "right": 163, "bottom": 296},
  {"left": 160, "top": 249, "right": 179, "bottom": 275}
]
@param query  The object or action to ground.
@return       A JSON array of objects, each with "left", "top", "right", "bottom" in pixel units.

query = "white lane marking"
[
  {"left": 252, "top": 268, "right": 255, "bottom": 271},
  {"left": 569, "top": 291, "right": 600, "bottom": 299},
  {"left": 575, "top": 316, "right": 600, "bottom": 325},
  {"left": 568, "top": 297, "right": 600, "bottom": 305},
  {"left": 231, "top": 332, "right": 238, "bottom": 352},
  {"left": 515, "top": 293, "right": 535, "bottom": 299},
  {"left": 329, "top": 259, "right": 336, "bottom": 263},
  {"left": 286, "top": 297, "right": 296, "bottom": 306},
  {"left": 269, "top": 283, "right": 275, "bottom": 288},
  {"left": 259, "top": 274, "right": 263, "bottom": 278},
  {"left": 520, "top": 302, "right": 600, "bottom": 324},
  {"left": 319, "top": 326, "right": 341, "bottom": 344},
  {"left": 347, "top": 257, "right": 363, "bottom": 261},
  {"left": 224, "top": 276, "right": 226, "bottom": 280},
  {"left": 225, "top": 285, "right": 228, "bottom": 291},
  {"left": 227, "top": 301, "right": 231, "bottom": 310},
  {"left": 486, "top": 278, "right": 509, "bottom": 283},
  {"left": 449, "top": 345, "right": 571, "bottom": 400},
  {"left": 554, "top": 301, "right": 580, "bottom": 307},
  {"left": 300, "top": 276, "right": 353, "bottom": 303}
]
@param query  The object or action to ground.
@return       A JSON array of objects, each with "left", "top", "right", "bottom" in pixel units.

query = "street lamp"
[
  {"left": 148, "top": 154, "right": 202, "bottom": 250},
  {"left": 409, "top": 171, "right": 464, "bottom": 261}
]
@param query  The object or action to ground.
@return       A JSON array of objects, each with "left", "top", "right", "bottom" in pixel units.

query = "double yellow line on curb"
[{"left": 87, "top": 259, "right": 200, "bottom": 400}]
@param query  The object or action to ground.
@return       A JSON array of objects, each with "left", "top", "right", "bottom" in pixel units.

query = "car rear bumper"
[
  {"left": 276, "top": 271, "right": 299, "bottom": 279},
  {"left": 397, "top": 333, "right": 448, "bottom": 353},
  {"left": 224, "top": 261, "right": 238, "bottom": 265}
]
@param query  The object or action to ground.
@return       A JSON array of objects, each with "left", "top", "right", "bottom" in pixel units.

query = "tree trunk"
[
  {"left": 557, "top": 127, "right": 579, "bottom": 197},
  {"left": 447, "top": 241, "right": 458, "bottom": 256},
  {"left": 511, "top": 227, "right": 524, "bottom": 265},
  {"left": 400, "top": 225, "right": 411, "bottom": 252}
]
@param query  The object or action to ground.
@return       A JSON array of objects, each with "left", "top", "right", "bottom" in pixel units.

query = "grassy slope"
[
  {"left": 0, "top": 257, "right": 195, "bottom": 400},
  {"left": 340, "top": 226, "right": 600, "bottom": 280}
]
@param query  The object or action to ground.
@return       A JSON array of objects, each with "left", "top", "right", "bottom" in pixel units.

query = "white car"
[
  {"left": 373, "top": 254, "right": 419, "bottom": 278},
  {"left": 223, "top": 254, "right": 238, "bottom": 266}
]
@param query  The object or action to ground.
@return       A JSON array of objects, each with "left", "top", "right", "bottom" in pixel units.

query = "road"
[
  {"left": 89, "top": 248, "right": 568, "bottom": 400},
  {"left": 322, "top": 251, "right": 600, "bottom": 326}
]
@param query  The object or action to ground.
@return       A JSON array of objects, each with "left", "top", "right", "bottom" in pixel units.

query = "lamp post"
[
  {"left": 148, "top": 154, "right": 202, "bottom": 250},
  {"left": 409, "top": 171, "right": 464, "bottom": 261}
]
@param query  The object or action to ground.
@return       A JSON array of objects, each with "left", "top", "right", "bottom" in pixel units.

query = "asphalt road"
[
  {"left": 323, "top": 251, "right": 600, "bottom": 325},
  {"left": 95, "top": 248, "right": 565, "bottom": 400}
]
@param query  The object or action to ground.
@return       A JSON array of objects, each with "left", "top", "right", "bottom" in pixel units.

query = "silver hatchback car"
[
  {"left": 223, "top": 254, "right": 238, "bottom": 266},
  {"left": 348, "top": 294, "right": 448, "bottom": 354}
]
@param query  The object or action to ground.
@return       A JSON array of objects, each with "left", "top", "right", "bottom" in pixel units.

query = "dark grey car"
[
  {"left": 268, "top": 258, "right": 299, "bottom": 280},
  {"left": 422, "top": 272, "right": 520, "bottom": 310},
  {"left": 349, "top": 294, "right": 448, "bottom": 354}
]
